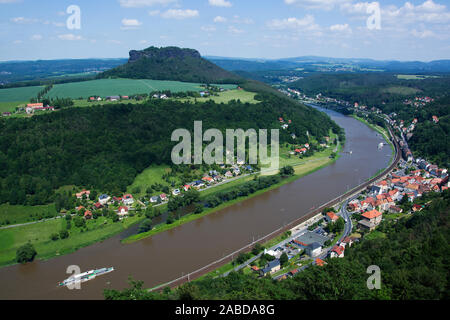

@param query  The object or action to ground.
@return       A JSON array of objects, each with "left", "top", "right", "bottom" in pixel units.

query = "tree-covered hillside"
[
  {"left": 105, "top": 190, "right": 450, "bottom": 300},
  {"left": 100, "top": 46, "right": 242, "bottom": 84},
  {"left": 408, "top": 96, "right": 450, "bottom": 167},
  {"left": 0, "top": 92, "right": 338, "bottom": 206}
]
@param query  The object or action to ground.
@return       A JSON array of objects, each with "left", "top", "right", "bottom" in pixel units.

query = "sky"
[{"left": 1, "top": 0, "right": 449, "bottom": 62}]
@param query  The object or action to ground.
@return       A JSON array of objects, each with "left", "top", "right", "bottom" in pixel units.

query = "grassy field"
[
  {"left": 381, "top": 86, "right": 422, "bottom": 95},
  {"left": 396, "top": 74, "right": 440, "bottom": 80},
  {"left": 0, "top": 214, "right": 143, "bottom": 267},
  {"left": 45, "top": 79, "right": 236, "bottom": 99},
  {"left": 178, "top": 89, "right": 258, "bottom": 104},
  {"left": 0, "top": 101, "right": 27, "bottom": 113},
  {"left": 0, "top": 86, "right": 43, "bottom": 102},
  {"left": 365, "top": 230, "right": 386, "bottom": 240},
  {"left": 0, "top": 204, "right": 57, "bottom": 225},
  {"left": 72, "top": 98, "right": 147, "bottom": 108},
  {"left": 126, "top": 165, "right": 182, "bottom": 197}
]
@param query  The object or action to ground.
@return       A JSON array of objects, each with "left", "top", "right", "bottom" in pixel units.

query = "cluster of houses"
[
  {"left": 148, "top": 166, "right": 254, "bottom": 204},
  {"left": 403, "top": 96, "right": 434, "bottom": 107},
  {"left": 347, "top": 159, "right": 448, "bottom": 232},
  {"left": 25, "top": 103, "right": 55, "bottom": 114},
  {"left": 75, "top": 189, "right": 135, "bottom": 219},
  {"left": 289, "top": 143, "right": 310, "bottom": 156},
  {"left": 88, "top": 95, "right": 131, "bottom": 102}
]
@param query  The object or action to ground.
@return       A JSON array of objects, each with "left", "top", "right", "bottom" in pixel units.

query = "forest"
[
  {"left": 104, "top": 190, "right": 450, "bottom": 300},
  {"left": 290, "top": 73, "right": 450, "bottom": 110},
  {"left": 0, "top": 92, "right": 339, "bottom": 206}
]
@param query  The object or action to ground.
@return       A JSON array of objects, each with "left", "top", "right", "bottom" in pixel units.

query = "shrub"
[{"left": 16, "top": 243, "right": 37, "bottom": 264}]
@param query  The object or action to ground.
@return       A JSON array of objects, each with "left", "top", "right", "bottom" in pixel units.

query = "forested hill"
[
  {"left": 0, "top": 93, "right": 339, "bottom": 206},
  {"left": 100, "top": 46, "right": 242, "bottom": 84}
]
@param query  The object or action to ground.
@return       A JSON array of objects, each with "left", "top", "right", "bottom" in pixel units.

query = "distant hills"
[
  {"left": 0, "top": 59, "right": 126, "bottom": 85},
  {"left": 207, "top": 56, "right": 450, "bottom": 73},
  {"left": 100, "top": 46, "right": 242, "bottom": 84}
]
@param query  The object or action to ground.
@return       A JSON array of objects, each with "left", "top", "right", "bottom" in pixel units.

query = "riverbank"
[
  {"left": 122, "top": 144, "right": 342, "bottom": 244},
  {"left": 0, "top": 137, "right": 342, "bottom": 267},
  {"left": 144, "top": 112, "right": 400, "bottom": 292},
  {"left": 351, "top": 114, "right": 395, "bottom": 165}
]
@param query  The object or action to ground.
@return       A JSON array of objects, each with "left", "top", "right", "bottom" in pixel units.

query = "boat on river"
[{"left": 59, "top": 267, "right": 114, "bottom": 287}]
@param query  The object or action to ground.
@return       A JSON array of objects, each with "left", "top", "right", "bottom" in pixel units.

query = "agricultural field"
[
  {"left": 45, "top": 79, "right": 236, "bottom": 99},
  {"left": 0, "top": 86, "right": 43, "bottom": 102}
]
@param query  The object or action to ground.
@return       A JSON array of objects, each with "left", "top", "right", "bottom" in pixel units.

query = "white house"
[
  {"left": 122, "top": 194, "right": 134, "bottom": 206},
  {"left": 98, "top": 194, "right": 111, "bottom": 205},
  {"left": 117, "top": 206, "right": 129, "bottom": 217}
]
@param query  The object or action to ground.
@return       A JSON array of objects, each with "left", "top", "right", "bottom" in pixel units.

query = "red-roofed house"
[
  {"left": 330, "top": 245, "right": 344, "bottom": 258},
  {"left": 84, "top": 210, "right": 93, "bottom": 219},
  {"left": 202, "top": 176, "right": 214, "bottom": 183},
  {"left": 315, "top": 258, "right": 326, "bottom": 266},
  {"left": 122, "top": 194, "right": 134, "bottom": 205},
  {"left": 94, "top": 202, "right": 103, "bottom": 209},
  {"left": 76, "top": 190, "right": 90, "bottom": 199},
  {"left": 432, "top": 115, "right": 439, "bottom": 124},
  {"left": 358, "top": 209, "right": 382, "bottom": 231},
  {"left": 117, "top": 206, "right": 129, "bottom": 216},
  {"left": 325, "top": 211, "right": 339, "bottom": 223}
]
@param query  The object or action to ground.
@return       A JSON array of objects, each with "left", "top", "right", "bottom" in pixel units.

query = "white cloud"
[
  {"left": 201, "top": 25, "right": 216, "bottom": 32},
  {"left": 330, "top": 23, "right": 352, "bottom": 33},
  {"left": 30, "top": 34, "right": 43, "bottom": 41},
  {"left": 108, "top": 39, "right": 122, "bottom": 44},
  {"left": 119, "top": 0, "right": 176, "bottom": 7},
  {"left": 122, "top": 18, "right": 142, "bottom": 28},
  {"left": 208, "top": 0, "right": 232, "bottom": 7},
  {"left": 10, "top": 17, "right": 38, "bottom": 24},
  {"left": 213, "top": 16, "right": 227, "bottom": 23},
  {"left": 232, "top": 15, "right": 254, "bottom": 24},
  {"left": 411, "top": 29, "right": 436, "bottom": 38},
  {"left": 267, "top": 15, "right": 317, "bottom": 30},
  {"left": 149, "top": 10, "right": 160, "bottom": 16},
  {"left": 228, "top": 26, "right": 244, "bottom": 34},
  {"left": 58, "top": 34, "right": 84, "bottom": 41},
  {"left": 161, "top": 9, "right": 199, "bottom": 19},
  {"left": 285, "top": 0, "right": 352, "bottom": 10},
  {"left": 342, "top": 0, "right": 450, "bottom": 24}
]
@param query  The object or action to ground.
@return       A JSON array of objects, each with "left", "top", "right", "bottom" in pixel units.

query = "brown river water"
[{"left": 0, "top": 106, "right": 392, "bottom": 299}]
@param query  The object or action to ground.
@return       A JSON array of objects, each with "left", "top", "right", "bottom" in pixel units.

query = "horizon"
[
  {"left": 1, "top": 0, "right": 450, "bottom": 62},
  {"left": 0, "top": 50, "right": 449, "bottom": 64}
]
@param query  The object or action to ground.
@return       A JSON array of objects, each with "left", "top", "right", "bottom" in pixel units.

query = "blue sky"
[{"left": 1, "top": 0, "right": 449, "bottom": 61}]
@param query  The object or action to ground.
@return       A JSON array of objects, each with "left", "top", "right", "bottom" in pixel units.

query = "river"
[{"left": 0, "top": 106, "right": 392, "bottom": 300}]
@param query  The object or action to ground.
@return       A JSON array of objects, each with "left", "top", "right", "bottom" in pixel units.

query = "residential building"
[{"left": 358, "top": 209, "right": 383, "bottom": 231}]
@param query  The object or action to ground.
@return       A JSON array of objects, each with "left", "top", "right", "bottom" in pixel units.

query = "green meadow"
[
  {"left": 0, "top": 204, "right": 57, "bottom": 225},
  {"left": 0, "top": 214, "right": 143, "bottom": 266},
  {"left": 179, "top": 89, "right": 258, "bottom": 104},
  {"left": 0, "top": 86, "right": 43, "bottom": 102},
  {"left": 45, "top": 79, "right": 237, "bottom": 99}
]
